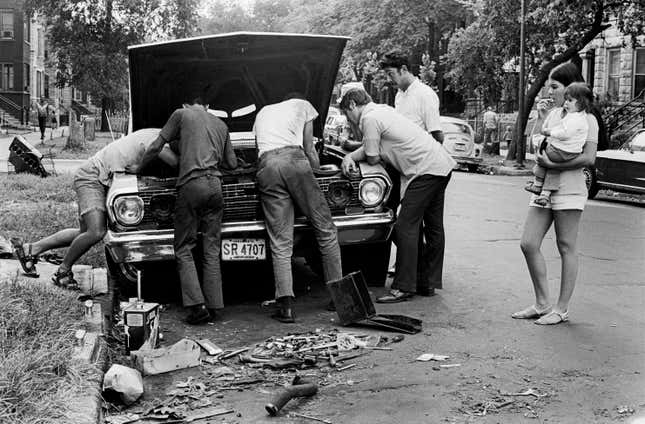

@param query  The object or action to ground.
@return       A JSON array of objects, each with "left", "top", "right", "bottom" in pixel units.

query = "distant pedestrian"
[
  {"left": 34, "top": 98, "right": 49, "bottom": 141},
  {"left": 512, "top": 62, "right": 607, "bottom": 325},
  {"left": 138, "top": 95, "right": 238, "bottom": 325},
  {"left": 502, "top": 125, "right": 512, "bottom": 150},
  {"left": 483, "top": 106, "right": 499, "bottom": 154}
]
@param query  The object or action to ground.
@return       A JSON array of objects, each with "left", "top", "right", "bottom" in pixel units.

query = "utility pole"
[{"left": 516, "top": 0, "right": 527, "bottom": 167}]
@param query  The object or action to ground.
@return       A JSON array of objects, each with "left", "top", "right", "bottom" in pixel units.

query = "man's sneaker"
[{"left": 185, "top": 305, "right": 210, "bottom": 325}]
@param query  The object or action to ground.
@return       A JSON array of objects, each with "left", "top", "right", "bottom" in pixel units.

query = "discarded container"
[
  {"left": 131, "top": 338, "right": 201, "bottom": 375},
  {"left": 103, "top": 364, "right": 144, "bottom": 405},
  {"left": 326, "top": 271, "right": 422, "bottom": 334},
  {"left": 123, "top": 270, "right": 160, "bottom": 353}
]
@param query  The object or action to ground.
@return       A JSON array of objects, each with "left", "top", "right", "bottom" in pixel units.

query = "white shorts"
[{"left": 529, "top": 192, "right": 587, "bottom": 211}]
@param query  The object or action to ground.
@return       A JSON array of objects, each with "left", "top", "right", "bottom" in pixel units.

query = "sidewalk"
[{"left": 478, "top": 148, "right": 535, "bottom": 176}]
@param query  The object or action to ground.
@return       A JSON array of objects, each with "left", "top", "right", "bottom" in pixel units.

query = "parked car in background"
[
  {"left": 440, "top": 116, "right": 482, "bottom": 172},
  {"left": 104, "top": 33, "right": 395, "bottom": 294},
  {"left": 586, "top": 129, "right": 645, "bottom": 198},
  {"left": 323, "top": 108, "right": 350, "bottom": 145}
]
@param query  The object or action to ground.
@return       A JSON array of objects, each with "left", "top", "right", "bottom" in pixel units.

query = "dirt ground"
[{"left": 105, "top": 172, "right": 645, "bottom": 424}]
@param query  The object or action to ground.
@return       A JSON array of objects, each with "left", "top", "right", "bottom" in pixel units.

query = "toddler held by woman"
[{"left": 525, "top": 82, "right": 594, "bottom": 206}]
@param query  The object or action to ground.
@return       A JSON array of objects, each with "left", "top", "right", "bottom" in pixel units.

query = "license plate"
[
  {"left": 453, "top": 144, "right": 466, "bottom": 151},
  {"left": 221, "top": 238, "right": 266, "bottom": 261}
]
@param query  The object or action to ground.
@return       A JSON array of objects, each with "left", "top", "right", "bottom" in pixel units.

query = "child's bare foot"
[{"left": 524, "top": 182, "right": 542, "bottom": 194}]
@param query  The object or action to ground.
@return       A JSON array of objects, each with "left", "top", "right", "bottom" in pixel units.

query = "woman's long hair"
[{"left": 549, "top": 62, "right": 608, "bottom": 151}]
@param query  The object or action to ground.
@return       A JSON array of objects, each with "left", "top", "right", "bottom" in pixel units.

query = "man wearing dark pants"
[
  {"left": 139, "top": 95, "right": 237, "bottom": 325},
  {"left": 339, "top": 88, "right": 455, "bottom": 303},
  {"left": 254, "top": 93, "right": 342, "bottom": 322}
]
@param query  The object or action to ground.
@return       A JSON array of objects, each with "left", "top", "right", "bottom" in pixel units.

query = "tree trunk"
[
  {"left": 100, "top": 96, "right": 110, "bottom": 132},
  {"left": 505, "top": 6, "right": 610, "bottom": 161},
  {"left": 66, "top": 110, "right": 85, "bottom": 149}
]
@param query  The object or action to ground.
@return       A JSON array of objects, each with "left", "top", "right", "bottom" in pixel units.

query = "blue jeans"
[
  {"left": 257, "top": 146, "right": 342, "bottom": 298},
  {"left": 174, "top": 174, "right": 224, "bottom": 309}
]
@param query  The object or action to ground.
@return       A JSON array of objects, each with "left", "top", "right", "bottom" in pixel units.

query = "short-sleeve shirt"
[
  {"left": 394, "top": 78, "right": 442, "bottom": 134},
  {"left": 254, "top": 99, "right": 319, "bottom": 156},
  {"left": 529, "top": 109, "right": 599, "bottom": 210},
  {"left": 159, "top": 105, "right": 231, "bottom": 187},
  {"left": 483, "top": 110, "right": 498, "bottom": 129},
  {"left": 360, "top": 103, "right": 456, "bottom": 198},
  {"left": 544, "top": 111, "right": 588, "bottom": 154},
  {"left": 90, "top": 128, "right": 161, "bottom": 186}
]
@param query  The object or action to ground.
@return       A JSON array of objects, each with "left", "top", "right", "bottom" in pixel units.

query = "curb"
[
  {"left": 488, "top": 165, "right": 533, "bottom": 176},
  {"left": 69, "top": 268, "right": 113, "bottom": 424}
]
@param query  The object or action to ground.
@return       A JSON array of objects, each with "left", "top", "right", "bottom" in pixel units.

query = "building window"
[
  {"left": 607, "top": 49, "right": 621, "bottom": 100},
  {"left": 634, "top": 49, "right": 645, "bottom": 98},
  {"left": 1, "top": 64, "right": 14, "bottom": 90},
  {"left": 0, "top": 10, "right": 14, "bottom": 39},
  {"left": 74, "top": 88, "right": 82, "bottom": 101},
  {"left": 44, "top": 74, "right": 49, "bottom": 98}
]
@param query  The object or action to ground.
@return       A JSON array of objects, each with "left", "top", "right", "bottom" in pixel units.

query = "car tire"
[
  {"left": 105, "top": 247, "right": 137, "bottom": 298},
  {"left": 467, "top": 163, "right": 479, "bottom": 173},
  {"left": 584, "top": 166, "right": 599, "bottom": 199},
  {"left": 341, "top": 242, "right": 391, "bottom": 287}
]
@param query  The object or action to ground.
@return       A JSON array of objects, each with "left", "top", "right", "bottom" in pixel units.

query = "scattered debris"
[
  {"left": 617, "top": 405, "right": 635, "bottom": 415},
  {"left": 289, "top": 412, "right": 334, "bottom": 423},
  {"left": 220, "top": 347, "right": 249, "bottom": 360},
  {"left": 336, "top": 363, "right": 356, "bottom": 372},
  {"left": 439, "top": 364, "right": 461, "bottom": 368},
  {"left": 195, "top": 339, "right": 223, "bottom": 356},
  {"left": 416, "top": 353, "right": 450, "bottom": 362},
  {"left": 103, "top": 365, "right": 144, "bottom": 406},
  {"left": 501, "top": 388, "right": 547, "bottom": 398},
  {"left": 131, "top": 338, "right": 201, "bottom": 375},
  {"left": 265, "top": 375, "right": 318, "bottom": 416}
]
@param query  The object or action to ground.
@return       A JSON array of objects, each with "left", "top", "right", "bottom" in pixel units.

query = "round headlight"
[
  {"left": 359, "top": 179, "right": 386, "bottom": 208},
  {"left": 114, "top": 196, "right": 144, "bottom": 226}
]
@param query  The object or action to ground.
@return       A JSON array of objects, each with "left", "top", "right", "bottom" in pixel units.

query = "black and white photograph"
[{"left": 0, "top": 0, "right": 644, "bottom": 423}]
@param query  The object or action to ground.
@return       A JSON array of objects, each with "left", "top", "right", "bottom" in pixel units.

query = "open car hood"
[{"left": 128, "top": 32, "right": 349, "bottom": 138}]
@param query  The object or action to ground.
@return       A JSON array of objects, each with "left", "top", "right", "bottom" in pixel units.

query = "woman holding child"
[{"left": 512, "top": 62, "right": 607, "bottom": 325}]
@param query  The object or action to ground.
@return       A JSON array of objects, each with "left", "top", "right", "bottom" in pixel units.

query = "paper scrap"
[{"left": 416, "top": 353, "right": 450, "bottom": 362}]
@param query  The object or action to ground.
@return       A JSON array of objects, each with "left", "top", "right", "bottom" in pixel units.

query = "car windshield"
[{"left": 442, "top": 122, "right": 471, "bottom": 134}]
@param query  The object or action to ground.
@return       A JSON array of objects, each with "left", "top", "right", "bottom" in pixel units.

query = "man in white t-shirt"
[
  {"left": 339, "top": 88, "right": 455, "bottom": 303},
  {"left": 380, "top": 51, "right": 444, "bottom": 144},
  {"left": 253, "top": 93, "right": 342, "bottom": 323}
]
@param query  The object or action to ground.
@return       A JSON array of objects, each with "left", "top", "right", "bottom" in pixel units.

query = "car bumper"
[{"left": 105, "top": 210, "right": 395, "bottom": 263}]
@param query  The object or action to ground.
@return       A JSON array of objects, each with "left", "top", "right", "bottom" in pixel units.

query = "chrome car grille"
[{"left": 133, "top": 177, "right": 362, "bottom": 231}]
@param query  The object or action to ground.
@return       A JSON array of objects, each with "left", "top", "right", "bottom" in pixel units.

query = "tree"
[
  {"left": 445, "top": 0, "right": 645, "bottom": 163},
  {"left": 25, "top": 0, "right": 199, "bottom": 132}
]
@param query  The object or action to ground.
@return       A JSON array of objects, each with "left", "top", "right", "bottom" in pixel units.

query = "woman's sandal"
[
  {"left": 534, "top": 310, "right": 569, "bottom": 325},
  {"left": 52, "top": 268, "right": 80, "bottom": 291},
  {"left": 511, "top": 304, "right": 552, "bottom": 319},
  {"left": 10, "top": 238, "right": 39, "bottom": 278}
]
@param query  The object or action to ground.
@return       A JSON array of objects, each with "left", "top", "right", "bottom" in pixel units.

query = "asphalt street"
[{"left": 133, "top": 171, "right": 645, "bottom": 424}]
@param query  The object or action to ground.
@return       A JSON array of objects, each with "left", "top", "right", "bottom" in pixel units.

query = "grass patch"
[
  {"left": 0, "top": 278, "right": 95, "bottom": 423},
  {"left": 34, "top": 132, "right": 114, "bottom": 160},
  {"left": 0, "top": 174, "right": 105, "bottom": 268}
]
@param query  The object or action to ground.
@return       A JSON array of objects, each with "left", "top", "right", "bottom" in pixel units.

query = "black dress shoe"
[
  {"left": 185, "top": 305, "right": 210, "bottom": 325},
  {"left": 207, "top": 308, "right": 218, "bottom": 322},
  {"left": 326, "top": 300, "right": 336, "bottom": 312},
  {"left": 416, "top": 287, "right": 436, "bottom": 297}
]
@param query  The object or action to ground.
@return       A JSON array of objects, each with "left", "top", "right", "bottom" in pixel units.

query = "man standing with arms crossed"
[
  {"left": 139, "top": 94, "right": 237, "bottom": 325},
  {"left": 380, "top": 51, "right": 449, "bottom": 296},
  {"left": 253, "top": 93, "right": 342, "bottom": 323}
]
